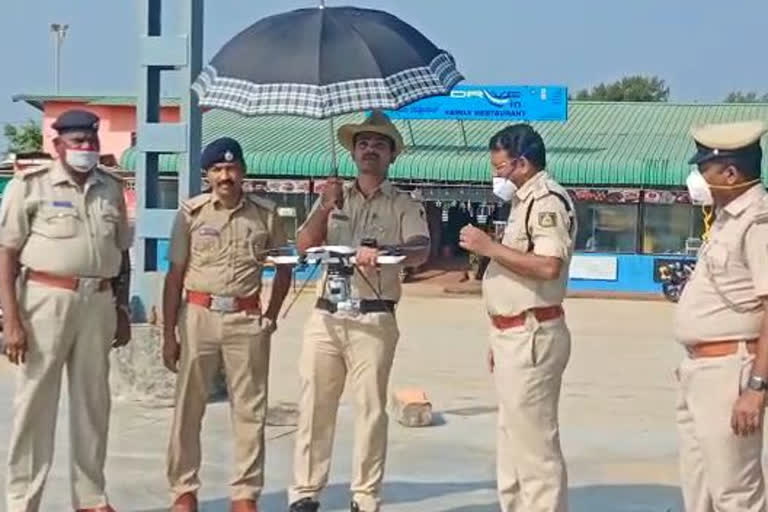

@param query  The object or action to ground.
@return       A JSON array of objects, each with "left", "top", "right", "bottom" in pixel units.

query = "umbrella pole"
[{"left": 328, "top": 117, "right": 338, "bottom": 177}]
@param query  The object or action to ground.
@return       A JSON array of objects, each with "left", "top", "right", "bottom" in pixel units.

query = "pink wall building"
[{"left": 13, "top": 95, "right": 181, "bottom": 162}]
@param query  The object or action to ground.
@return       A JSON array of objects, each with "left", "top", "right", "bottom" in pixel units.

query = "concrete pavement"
[{"left": 0, "top": 295, "right": 691, "bottom": 511}]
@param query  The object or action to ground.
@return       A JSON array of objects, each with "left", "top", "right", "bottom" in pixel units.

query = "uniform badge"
[
  {"left": 224, "top": 150, "right": 234, "bottom": 162},
  {"left": 538, "top": 212, "right": 557, "bottom": 228}
]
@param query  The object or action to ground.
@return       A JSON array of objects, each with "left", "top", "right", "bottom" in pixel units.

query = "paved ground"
[{"left": 0, "top": 294, "right": 693, "bottom": 511}]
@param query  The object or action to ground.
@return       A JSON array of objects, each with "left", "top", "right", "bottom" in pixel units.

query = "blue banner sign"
[{"left": 386, "top": 84, "right": 568, "bottom": 122}]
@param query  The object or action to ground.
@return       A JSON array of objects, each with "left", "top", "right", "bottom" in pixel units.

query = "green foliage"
[
  {"left": 575, "top": 75, "right": 670, "bottom": 102},
  {"left": 724, "top": 91, "right": 768, "bottom": 103},
  {"left": 3, "top": 120, "right": 43, "bottom": 155}
]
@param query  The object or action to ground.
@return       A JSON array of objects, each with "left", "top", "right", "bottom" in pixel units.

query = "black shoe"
[
  {"left": 289, "top": 498, "right": 320, "bottom": 512},
  {"left": 350, "top": 502, "right": 360, "bottom": 512}
]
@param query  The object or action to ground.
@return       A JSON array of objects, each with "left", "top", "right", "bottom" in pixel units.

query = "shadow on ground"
[
  {"left": 137, "top": 482, "right": 682, "bottom": 512},
  {"left": 443, "top": 484, "right": 683, "bottom": 512}
]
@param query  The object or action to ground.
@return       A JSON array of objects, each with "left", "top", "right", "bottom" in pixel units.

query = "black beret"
[
  {"left": 201, "top": 137, "right": 245, "bottom": 170},
  {"left": 51, "top": 109, "right": 100, "bottom": 134}
]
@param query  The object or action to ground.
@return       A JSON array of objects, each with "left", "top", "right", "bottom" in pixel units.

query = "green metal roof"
[{"left": 119, "top": 102, "right": 768, "bottom": 187}]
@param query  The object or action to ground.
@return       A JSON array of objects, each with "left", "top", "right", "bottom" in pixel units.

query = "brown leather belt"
[
  {"left": 490, "top": 305, "right": 564, "bottom": 330},
  {"left": 186, "top": 290, "right": 261, "bottom": 313},
  {"left": 687, "top": 339, "right": 758, "bottom": 358},
  {"left": 26, "top": 269, "right": 111, "bottom": 292}
]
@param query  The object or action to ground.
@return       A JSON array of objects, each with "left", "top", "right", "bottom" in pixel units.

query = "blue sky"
[{"left": 3, "top": 0, "right": 768, "bottom": 130}]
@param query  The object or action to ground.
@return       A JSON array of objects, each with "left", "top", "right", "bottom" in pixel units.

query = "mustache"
[
  {"left": 216, "top": 180, "right": 234, "bottom": 186},
  {"left": 362, "top": 153, "right": 380, "bottom": 160}
]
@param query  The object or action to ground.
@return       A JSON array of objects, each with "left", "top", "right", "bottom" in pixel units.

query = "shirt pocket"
[
  {"left": 502, "top": 222, "right": 529, "bottom": 251},
  {"left": 99, "top": 204, "right": 121, "bottom": 240},
  {"left": 704, "top": 240, "right": 729, "bottom": 275},
  {"left": 327, "top": 213, "right": 351, "bottom": 244},
  {"left": 242, "top": 227, "right": 269, "bottom": 263},
  {"left": 190, "top": 225, "right": 221, "bottom": 265},
  {"left": 32, "top": 207, "right": 80, "bottom": 239}
]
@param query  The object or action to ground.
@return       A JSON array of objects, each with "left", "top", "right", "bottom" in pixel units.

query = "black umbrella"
[{"left": 191, "top": 4, "right": 463, "bottom": 119}]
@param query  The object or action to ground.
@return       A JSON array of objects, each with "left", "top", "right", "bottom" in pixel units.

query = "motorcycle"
[{"left": 658, "top": 260, "right": 696, "bottom": 303}]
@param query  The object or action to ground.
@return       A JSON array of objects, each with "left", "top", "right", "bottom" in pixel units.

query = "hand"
[
  {"left": 113, "top": 307, "right": 131, "bottom": 348},
  {"left": 459, "top": 225, "right": 494, "bottom": 257},
  {"left": 356, "top": 246, "right": 379, "bottom": 268},
  {"left": 321, "top": 177, "right": 344, "bottom": 210},
  {"left": 486, "top": 347, "right": 495, "bottom": 374},
  {"left": 262, "top": 314, "right": 278, "bottom": 335},
  {"left": 731, "top": 389, "right": 765, "bottom": 436},
  {"left": 3, "top": 318, "right": 27, "bottom": 365},
  {"left": 162, "top": 330, "right": 181, "bottom": 373}
]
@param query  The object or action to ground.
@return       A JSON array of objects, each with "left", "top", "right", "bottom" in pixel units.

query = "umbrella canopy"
[{"left": 191, "top": 6, "right": 464, "bottom": 119}]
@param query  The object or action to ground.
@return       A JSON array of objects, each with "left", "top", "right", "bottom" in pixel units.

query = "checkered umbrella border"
[{"left": 191, "top": 52, "right": 463, "bottom": 119}]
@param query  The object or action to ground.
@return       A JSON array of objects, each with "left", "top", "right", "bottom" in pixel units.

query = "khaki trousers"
[
  {"left": 675, "top": 343, "right": 767, "bottom": 512},
  {"left": 166, "top": 303, "right": 272, "bottom": 502},
  {"left": 491, "top": 314, "right": 571, "bottom": 512},
  {"left": 6, "top": 281, "right": 117, "bottom": 512},
  {"left": 289, "top": 309, "right": 400, "bottom": 512}
]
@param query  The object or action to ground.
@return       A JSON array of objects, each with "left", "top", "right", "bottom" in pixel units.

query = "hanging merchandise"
[{"left": 476, "top": 203, "right": 489, "bottom": 224}]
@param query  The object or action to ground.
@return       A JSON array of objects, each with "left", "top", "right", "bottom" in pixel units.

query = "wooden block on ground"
[{"left": 391, "top": 388, "right": 433, "bottom": 427}]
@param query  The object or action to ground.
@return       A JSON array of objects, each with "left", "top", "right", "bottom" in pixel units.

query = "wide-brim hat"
[
  {"left": 688, "top": 120, "right": 768, "bottom": 165},
  {"left": 338, "top": 110, "right": 404, "bottom": 156}
]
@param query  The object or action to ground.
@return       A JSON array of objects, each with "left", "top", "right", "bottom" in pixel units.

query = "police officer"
[
  {"left": 674, "top": 120, "right": 768, "bottom": 512},
  {"left": 162, "top": 137, "right": 293, "bottom": 512},
  {"left": 460, "top": 124, "right": 575, "bottom": 512},
  {"left": 287, "top": 111, "right": 430, "bottom": 512},
  {"left": 0, "top": 109, "right": 132, "bottom": 512}
]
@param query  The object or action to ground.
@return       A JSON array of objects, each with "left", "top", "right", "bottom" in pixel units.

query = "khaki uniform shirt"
[
  {"left": 483, "top": 171, "right": 576, "bottom": 317},
  {"left": 300, "top": 180, "right": 429, "bottom": 302},
  {"left": 675, "top": 185, "right": 768, "bottom": 345},
  {"left": 168, "top": 193, "right": 287, "bottom": 297},
  {"left": 0, "top": 161, "right": 132, "bottom": 278}
]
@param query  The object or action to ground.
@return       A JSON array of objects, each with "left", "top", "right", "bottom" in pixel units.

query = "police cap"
[
  {"left": 51, "top": 109, "right": 100, "bottom": 135},
  {"left": 201, "top": 137, "right": 245, "bottom": 170},
  {"left": 688, "top": 120, "right": 768, "bottom": 165}
]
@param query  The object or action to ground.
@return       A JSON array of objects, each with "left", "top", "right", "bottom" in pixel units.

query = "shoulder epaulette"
[
  {"left": 95, "top": 166, "right": 125, "bottom": 182},
  {"left": 181, "top": 193, "right": 211, "bottom": 214},
  {"left": 753, "top": 199, "right": 768, "bottom": 224},
  {"left": 247, "top": 194, "right": 277, "bottom": 211},
  {"left": 13, "top": 165, "right": 50, "bottom": 180}
]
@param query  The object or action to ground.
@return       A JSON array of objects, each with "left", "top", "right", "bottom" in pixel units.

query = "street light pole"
[{"left": 50, "top": 23, "right": 69, "bottom": 93}]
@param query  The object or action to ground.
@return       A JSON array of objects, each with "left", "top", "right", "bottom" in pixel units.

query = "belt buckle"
[
  {"left": 210, "top": 295, "right": 237, "bottom": 312},
  {"left": 78, "top": 277, "right": 103, "bottom": 294}
]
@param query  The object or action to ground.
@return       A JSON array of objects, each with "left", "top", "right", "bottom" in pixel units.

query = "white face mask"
[
  {"left": 65, "top": 149, "right": 100, "bottom": 173},
  {"left": 685, "top": 169, "right": 714, "bottom": 206},
  {"left": 492, "top": 177, "right": 518, "bottom": 202}
]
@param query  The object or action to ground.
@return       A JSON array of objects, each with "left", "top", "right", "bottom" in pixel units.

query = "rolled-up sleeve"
[
  {"left": 528, "top": 195, "right": 572, "bottom": 260},
  {"left": 0, "top": 178, "right": 30, "bottom": 250},
  {"left": 297, "top": 197, "right": 323, "bottom": 234},
  {"left": 114, "top": 186, "right": 133, "bottom": 251},
  {"left": 745, "top": 222, "right": 768, "bottom": 297},
  {"left": 167, "top": 210, "right": 191, "bottom": 265},
  {"left": 268, "top": 210, "right": 288, "bottom": 249},
  {"left": 400, "top": 198, "right": 430, "bottom": 242}
]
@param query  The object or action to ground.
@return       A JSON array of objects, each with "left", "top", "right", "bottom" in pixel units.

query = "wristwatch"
[{"left": 747, "top": 375, "right": 768, "bottom": 392}]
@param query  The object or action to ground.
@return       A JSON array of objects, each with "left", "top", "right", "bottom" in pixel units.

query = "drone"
[{"left": 266, "top": 241, "right": 411, "bottom": 318}]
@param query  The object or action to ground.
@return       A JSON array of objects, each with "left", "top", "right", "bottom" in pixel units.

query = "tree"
[
  {"left": 574, "top": 75, "right": 670, "bottom": 102},
  {"left": 724, "top": 91, "right": 768, "bottom": 103},
  {"left": 3, "top": 120, "right": 43, "bottom": 155}
]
